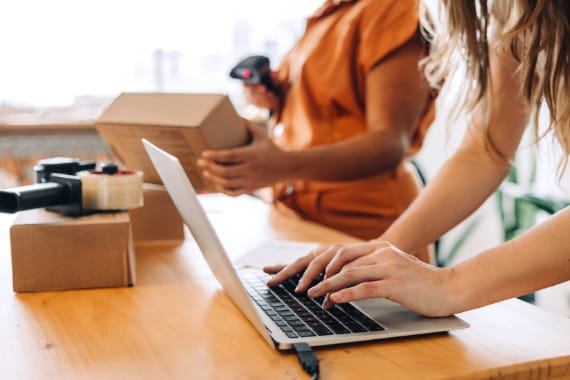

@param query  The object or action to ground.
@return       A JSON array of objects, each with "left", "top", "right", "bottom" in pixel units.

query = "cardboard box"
[
  {"left": 129, "top": 183, "right": 185, "bottom": 243},
  {"left": 10, "top": 209, "right": 135, "bottom": 292},
  {"left": 95, "top": 93, "right": 250, "bottom": 192}
]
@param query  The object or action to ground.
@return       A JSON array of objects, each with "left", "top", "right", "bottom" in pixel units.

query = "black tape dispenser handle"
[
  {"left": 0, "top": 173, "right": 83, "bottom": 216},
  {"left": 229, "top": 55, "right": 279, "bottom": 95}
]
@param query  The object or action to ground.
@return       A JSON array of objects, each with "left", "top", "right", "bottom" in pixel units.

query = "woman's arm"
[
  {"left": 282, "top": 35, "right": 431, "bottom": 181},
  {"left": 381, "top": 38, "right": 531, "bottom": 253},
  {"left": 197, "top": 36, "right": 431, "bottom": 195},
  {"left": 299, "top": 206, "right": 570, "bottom": 317},
  {"left": 447, "top": 206, "right": 570, "bottom": 313}
]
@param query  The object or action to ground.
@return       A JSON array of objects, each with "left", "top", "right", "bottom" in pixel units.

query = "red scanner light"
[{"left": 241, "top": 69, "right": 252, "bottom": 79}]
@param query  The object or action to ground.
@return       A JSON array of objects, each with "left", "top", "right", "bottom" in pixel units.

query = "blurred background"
[
  {"left": 0, "top": 0, "right": 321, "bottom": 184},
  {"left": 0, "top": 0, "right": 568, "bottom": 317},
  {"left": 0, "top": 0, "right": 321, "bottom": 110}
]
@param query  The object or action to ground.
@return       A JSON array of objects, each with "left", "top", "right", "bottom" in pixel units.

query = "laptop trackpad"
[{"left": 353, "top": 298, "right": 463, "bottom": 332}]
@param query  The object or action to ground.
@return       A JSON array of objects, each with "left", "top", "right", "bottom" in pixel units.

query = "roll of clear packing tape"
[{"left": 79, "top": 169, "right": 143, "bottom": 210}]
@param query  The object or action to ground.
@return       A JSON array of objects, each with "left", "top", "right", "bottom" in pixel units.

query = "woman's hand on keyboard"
[
  {"left": 265, "top": 239, "right": 455, "bottom": 317},
  {"left": 264, "top": 240, "right": 388, "bottom": 293},
  {"left": 305, "top": 241, "right": 455, "bottom": 317}
]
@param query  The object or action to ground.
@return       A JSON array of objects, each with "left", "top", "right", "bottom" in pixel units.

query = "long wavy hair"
[{"left": 419, "top": 0, "right": 570, "bottom": 171}]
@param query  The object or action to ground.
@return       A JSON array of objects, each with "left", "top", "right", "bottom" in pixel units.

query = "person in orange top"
[{"left": 198, "top": 0, "right": 434, "bottom": 262}]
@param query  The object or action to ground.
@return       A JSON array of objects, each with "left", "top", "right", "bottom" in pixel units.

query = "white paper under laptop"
[
  {"left": 234, "top": 240, "right": 320, "bottom": 268},
  {"left": 142, "top": 139, "right": 469, "bottom": 350}
]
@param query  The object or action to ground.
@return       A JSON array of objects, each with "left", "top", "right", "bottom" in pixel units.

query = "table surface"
[{"left": 1, "top": 194, "right": 570, "bottom": 380}]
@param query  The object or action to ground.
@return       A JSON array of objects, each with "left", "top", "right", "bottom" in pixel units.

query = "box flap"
[
  {"left": 96, "top": 93, "right": 227, "bottom": 127},
  {"left": 11, "top": 208, "right": 129, "bottom": 226}
]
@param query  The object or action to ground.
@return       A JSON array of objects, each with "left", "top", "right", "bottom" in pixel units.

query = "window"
[{"left": 0, "top": 0, "right": 321, "bottom": 113}]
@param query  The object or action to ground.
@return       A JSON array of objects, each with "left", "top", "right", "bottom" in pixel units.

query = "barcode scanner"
[{"left": 229, "top": 55, "right": 279, "bottom": 94}]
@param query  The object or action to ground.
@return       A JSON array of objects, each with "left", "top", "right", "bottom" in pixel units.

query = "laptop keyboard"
[{"left": 240, "top": 271, "right": 385, "bottom": 339}]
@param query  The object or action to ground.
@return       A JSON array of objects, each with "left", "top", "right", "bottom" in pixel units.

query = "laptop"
[{"left": 142, "top": 138, "right": 469, "bottom": 350}]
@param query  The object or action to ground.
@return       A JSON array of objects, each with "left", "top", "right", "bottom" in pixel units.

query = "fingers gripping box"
[{"left": 10, "top": 209, "right": 135, "bottom": 292}]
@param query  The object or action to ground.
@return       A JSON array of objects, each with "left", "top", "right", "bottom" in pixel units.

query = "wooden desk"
[{"left": 1, "top": 194, "right": 570, "bottom": 379}]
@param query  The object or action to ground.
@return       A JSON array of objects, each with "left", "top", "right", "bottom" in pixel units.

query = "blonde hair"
[{"left": 420, "top": 0, "right": 570, "bottom": 170}]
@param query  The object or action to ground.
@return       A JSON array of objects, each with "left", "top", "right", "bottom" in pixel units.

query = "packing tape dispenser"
[{"left": 0, "top": 157, "right": 143, "bottom": 216}]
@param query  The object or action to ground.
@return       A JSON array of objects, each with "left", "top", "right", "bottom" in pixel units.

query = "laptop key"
[
  {"left": 298, "top": 330, "right": 316, "bottom": 337},
  {"left": 312, "top": 326, "right": 333, "bottom": 335},
  {"left": 338, "top": 303, "right": 385, "bottom": 332},
  {"left": 270, "top": 314, "right": 283, "bottom": 322}
]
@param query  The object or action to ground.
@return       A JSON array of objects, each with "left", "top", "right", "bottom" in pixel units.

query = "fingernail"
[
  {"left": 295, "top": 280, "right": 305, "bottom": 292},
  {"left": 307, "top": 285, "right": 319, "bottom": 297},
  {"left": 330, "top": 292, "right": 343, "bottom": 303},
  {"left": 322, "top": 294, "right": 332, "bottom": 309}
]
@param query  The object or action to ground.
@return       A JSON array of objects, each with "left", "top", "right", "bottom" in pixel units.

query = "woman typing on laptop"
[{"left": 265, "top": 0, "right": 570, "bottom": 317}]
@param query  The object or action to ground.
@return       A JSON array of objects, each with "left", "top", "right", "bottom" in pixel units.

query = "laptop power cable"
[{"left": 293, "top": 342, "right": 319, "bottom": 380}]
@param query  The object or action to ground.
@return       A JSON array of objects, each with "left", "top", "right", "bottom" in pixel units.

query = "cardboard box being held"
[
  {"left": 10, "top": 209, "right": 135, "bottom": 292},
  {"left": 95, "top": 93, "right": 250, "bottom": 192}
]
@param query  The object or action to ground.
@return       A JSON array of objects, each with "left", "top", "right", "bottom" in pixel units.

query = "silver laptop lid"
[{"left": 142, "top": 138, "right": 275, "bottom": 347}]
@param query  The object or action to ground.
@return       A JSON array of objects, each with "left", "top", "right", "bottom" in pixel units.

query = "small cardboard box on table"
[
  {"left": 129, "top": 183, "right": 185, "bottom": 243},
  {"left": 10, "top": 209, "right": 135, "bottom": 292}
]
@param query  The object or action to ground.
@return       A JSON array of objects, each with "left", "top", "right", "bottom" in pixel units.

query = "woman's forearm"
[
  {"left": 282, "top": 129, "right": 407, "bottom": 182},
  {"left": 381, "top": 141, "right": 511, "bottom": 253},
  {"left": 448, "top": 206, "right": 570, "bottom": 313},
  {"left": 382, "top": 31, "right": 532, "bottom": 254}
]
